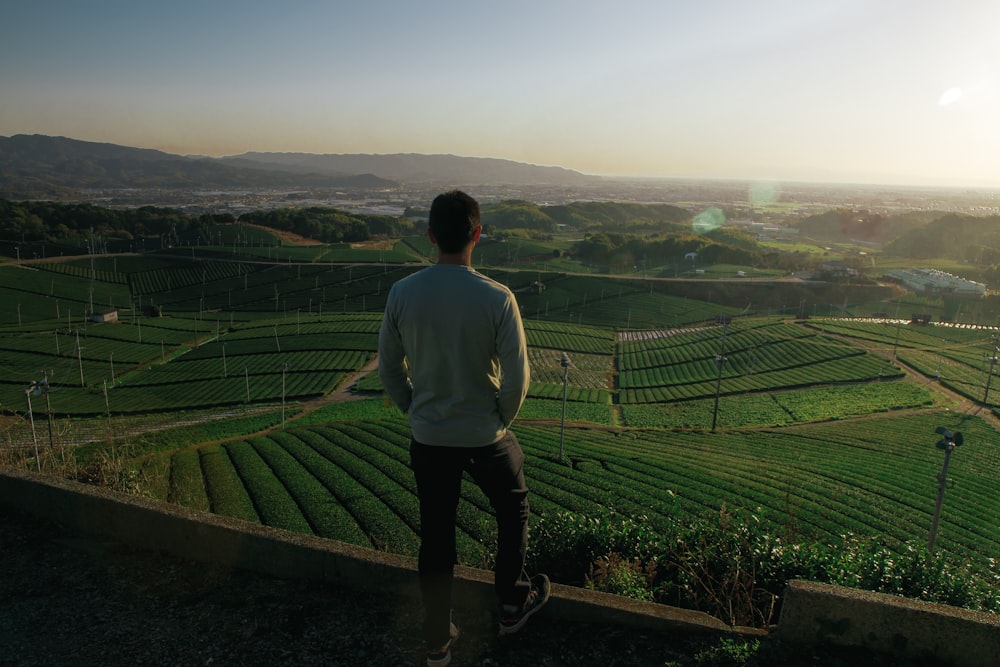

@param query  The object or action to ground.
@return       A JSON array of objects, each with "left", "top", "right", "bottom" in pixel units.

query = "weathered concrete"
[
  {"left": 778, "top": 579, "right": 1000, "bottom": 667},
  {"left": 0, "top": 469, "right": 731, "bottom": 637},
  {"left": 5, "top": 467, "right": 999, "bottom": 666}
]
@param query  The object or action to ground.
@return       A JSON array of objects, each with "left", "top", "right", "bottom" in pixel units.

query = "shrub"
[
  {"left": 586, "top": 553, "right": 656, "bottom": 601},
  {"left": 72, "top": 441, "right": 153, "bottom": 498},
  {"left": 527, "top": 506, "right": 1000, "bottom": 629},
  {"left": 527, "top": 510, "right": 667, "bottom": 585}
]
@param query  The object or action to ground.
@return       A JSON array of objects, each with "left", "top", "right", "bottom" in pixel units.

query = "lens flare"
[
  {"left": 692, "top": 207, "right": 725, "bottom": 234},
  {"left": 938, "top": 87, "right": 962, "bottom": 106}
]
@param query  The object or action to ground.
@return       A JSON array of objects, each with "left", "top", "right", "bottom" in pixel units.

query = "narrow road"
[
  {"left": 291, "top": 355, "right": 382, "bottom": 415},
  {"left": 806, "top": 319, "right": 1000, "bottom": 432},
  {"left": 893, "top": 355, "right": 1000, "bottom": 430}
]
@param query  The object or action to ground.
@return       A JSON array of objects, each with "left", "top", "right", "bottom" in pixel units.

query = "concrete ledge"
[
  {"left": 778, "top": 579, "right": 1000, "bottom": 667},
  {"left": 0, "top": 468, "right": 732, "bottom": 638},
  {"left": 10, "top": 466, "right": 1000, "bottom": 665}
]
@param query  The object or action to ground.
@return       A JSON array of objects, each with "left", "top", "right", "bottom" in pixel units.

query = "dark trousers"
[{"left": 410, "top": 431, "right": 531, "bottom": 646}]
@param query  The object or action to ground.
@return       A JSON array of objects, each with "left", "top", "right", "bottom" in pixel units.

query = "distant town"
[{"left": 77, "top": 178, "right": 1000, "bottom": 223}]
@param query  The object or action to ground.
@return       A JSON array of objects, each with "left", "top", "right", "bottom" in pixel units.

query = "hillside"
[
  {"left": 882, "top": 213, "right": 1000, "bottom": 262},
  {"left": 220, "top": 151, "right": 598, "bottom": 186},
  {"left": 0, "top": 134, "right": 596, "bottom": 200},
  {"left": 0, "top": 135, "right": 395, "bottom": 199},
  {"left": 792, "top": 208, "right": 944, "bottom": 246}
]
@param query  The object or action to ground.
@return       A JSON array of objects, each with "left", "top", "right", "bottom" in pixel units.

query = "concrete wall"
[
  {"left": 3, "top": 467, "right": 998, "bottom": 665},
  {"left": 0, "top": 468, "right": 730, "bottom": 636},
  {"left": 779, "top": 579, "right": 1000, "bottom": 667}
]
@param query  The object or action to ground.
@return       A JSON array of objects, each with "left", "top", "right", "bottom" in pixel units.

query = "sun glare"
[{"left": 938, "top": 87, "right": 963, "bottom": 106}]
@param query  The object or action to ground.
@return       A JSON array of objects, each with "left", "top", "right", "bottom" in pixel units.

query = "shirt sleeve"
[
  {"left": 496, "top": 293, "right": 530, "bottom": 427},
  {"left": 377, "top": 289, "right": 412, "bottom": 413}
]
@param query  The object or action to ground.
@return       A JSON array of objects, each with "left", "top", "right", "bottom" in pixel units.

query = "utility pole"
[
  {"left": 23, "top": 386, "right": 39, "bottom": 466},
  {"left": 75, "top": 332, "right": 85, "bottom": 387},
  {"left": 43, "top": 375, "right": 54, "bottom": 451},
  {"left": 982, "top": 333, "right": 998, "bottom": 406},
  {"left": 928, "top": 427, "right": 963, "bottom": 552},
  {"left": 28, "top": 371, "right": 55, "bottom": 452},
  {"left": 891, "top": 318, "right": 902, "bottom": 362},
  {"left": 711, "top": 317, "right": 730, "bottom": 432},
  {"left": 103, "top": 380, "right": 111, "bottom": 433},
  {"left": 559, "top": 352, "right": 570, "bottom": 463},
  {"left": 281, "top": 363, "right": 289, "bottom": 428}
]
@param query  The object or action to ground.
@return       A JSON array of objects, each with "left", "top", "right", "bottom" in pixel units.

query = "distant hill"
[
  {"left": 792, "top": 208, "right": 945, "bottom": 246},
  {"left": 0, "top": 134, "right": 394, "bottom": 199},
  {"left": 882, "top": 213, "right": 1000, "bottom": 263},
  {"left": 219, "top": 151, "right": 597, "bottom": 186},
  {"left": 0, "top": 134, "right": 597, "bottom": 200}
]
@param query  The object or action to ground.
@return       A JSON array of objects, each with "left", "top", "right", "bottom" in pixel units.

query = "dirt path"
[
  {"left": 243, "top": 223, "right": 323, "bottom": 246},
  {"left": 295, "top": 356, "right": 381, "bottom": 415},
  {"left": 801, "top": 320, "right": 1000, "bottom": 432},
  {"left": 892, "top": 356, "right": 1000, "bottom": 430}
]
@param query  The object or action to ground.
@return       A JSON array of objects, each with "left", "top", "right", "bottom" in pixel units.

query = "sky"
[{"left": 3, "top": 0, "right": 1000, "bottom": 188}]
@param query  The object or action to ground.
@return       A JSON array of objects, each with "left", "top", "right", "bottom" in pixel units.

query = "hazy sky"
[{"left": 3, "top": 1, "right": 1000, "bottom": 188}]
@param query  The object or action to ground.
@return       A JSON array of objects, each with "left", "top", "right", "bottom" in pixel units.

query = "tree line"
[
  {"left": 0, "top": 200, "right": 413, "bottom": 250},
  {"left": 0, "top": 198, "right": 812, "bottom": 274}
]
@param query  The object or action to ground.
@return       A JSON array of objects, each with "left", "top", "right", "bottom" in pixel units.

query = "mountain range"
[{"left": 0, "top": 134, "right": 597, "bottom": 200}]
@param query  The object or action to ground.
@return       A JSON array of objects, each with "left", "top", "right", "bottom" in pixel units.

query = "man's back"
[{"left": 378, "top": 263, "right": 530, "bottom": 447}]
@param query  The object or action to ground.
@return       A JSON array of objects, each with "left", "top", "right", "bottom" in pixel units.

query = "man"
[{"left": 378, "top": 190, "right": 549, "bottom": 666}]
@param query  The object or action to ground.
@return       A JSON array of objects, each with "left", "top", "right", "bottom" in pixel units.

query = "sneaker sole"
[
  {"left": 426, "top": 652, "right": 451, "bottom": 667},
  {"left": 498, "top": 580, "right": 550, "bottom": 636},
  {"left": 426, "top": 623, "right": 460, "bottom": 667}
]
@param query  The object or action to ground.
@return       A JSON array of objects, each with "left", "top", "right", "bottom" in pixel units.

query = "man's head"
[{"left": 429, "top": 190, "right": 481, "bottom": 255}]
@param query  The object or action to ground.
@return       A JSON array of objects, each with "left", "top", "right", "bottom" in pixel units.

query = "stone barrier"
[
  {"left": 0, "top": 469, "right": 730, "bottom": 636},
  {"left": 779, "top": 579, "right": 1000, "bottom": 667}
]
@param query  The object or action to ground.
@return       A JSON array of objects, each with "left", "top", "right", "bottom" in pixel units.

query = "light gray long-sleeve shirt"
[{"left": 377, "top": 264, "right": 530, "bottom": 447}]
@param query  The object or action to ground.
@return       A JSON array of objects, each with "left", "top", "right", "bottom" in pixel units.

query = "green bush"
[
  {"left": 199, "top": 445, "right": 259, "bottom": 522},
  {"left": 527, "top": 506, "right": 1000, "bottom": 628},
  {"left": 586, "top": 553, "right": 656, "bottom": 601},
  {"left": 167, "top": 448, "right": 210, "bottom": 511}
]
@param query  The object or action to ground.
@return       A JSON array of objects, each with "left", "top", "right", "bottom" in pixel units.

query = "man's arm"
[
  {"left": 496, "top": 295, "right": 530, "bottom": 427},
  {"left": 377, "top": 296, "right": 412, "bottom": 413}
]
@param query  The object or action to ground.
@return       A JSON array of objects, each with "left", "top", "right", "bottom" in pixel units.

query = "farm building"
[
  {"left": 885, "top": 268, "right": 986, "bottom": 297},
  {"left": 820, "top": 261, "right": 860, "bottom": 278},
  {"left": 91, "top": 309, "right": 118, "bottom": 324}
]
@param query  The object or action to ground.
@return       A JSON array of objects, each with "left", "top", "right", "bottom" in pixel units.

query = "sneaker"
[
  {"left": 498, "top": 574, "right": 551, "bottom": 636},
  {"left": 426, "top": 622, "right": 459, "bottom": 667}
]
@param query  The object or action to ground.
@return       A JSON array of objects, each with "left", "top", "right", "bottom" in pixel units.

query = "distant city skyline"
[{"left": 3, "top": 1, "right": 1000, "bottom": 189}]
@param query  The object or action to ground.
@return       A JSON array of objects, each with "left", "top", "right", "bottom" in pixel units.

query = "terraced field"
[
  {"left": 161, "top": 410, "right": 1000, "bottom": 572},
  {"left": 3, "top": 253, "right": 998, "bottom": 585}
]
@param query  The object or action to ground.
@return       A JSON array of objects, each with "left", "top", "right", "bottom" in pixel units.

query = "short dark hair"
[{"left": 429, "top": 190, "right": 480, "bottom": 254}]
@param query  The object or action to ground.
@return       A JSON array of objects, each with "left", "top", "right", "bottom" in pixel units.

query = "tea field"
[
  {"left": 808, "top": 317, "right": 1000, "bottom": 407},
  {"left": 160, "top": 408, "right": 1000, "bottom": 573},
  {"left": 3, "top": 248, "right": 1000, "bottom": 583}
]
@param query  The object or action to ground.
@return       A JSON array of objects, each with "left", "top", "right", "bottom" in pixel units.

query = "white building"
[{"left": 885, "top": 268, "right": 986, "bottom": 297}]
